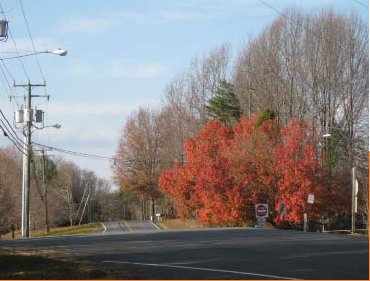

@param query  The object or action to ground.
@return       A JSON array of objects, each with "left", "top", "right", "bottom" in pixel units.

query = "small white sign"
[
  {"left": 255, "top": 217, "right": 266, "bottom": 228},
  {"left": 255, "top": 204, "right": 269, "bottom": 218},
  {"left": 307, "top": 194, "right": 315, "bottom": 204}
]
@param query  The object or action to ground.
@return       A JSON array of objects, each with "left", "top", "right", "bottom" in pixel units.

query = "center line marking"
[
  {"left": 100, "top": 222, "right": 107, "bottom": 233},
  {"left": 103, "top": 260, "right": 300, "bottom": 280}
]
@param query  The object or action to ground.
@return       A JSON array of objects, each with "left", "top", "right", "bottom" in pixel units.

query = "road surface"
[
  {"left": 101, "top": 220, "right": 158, "bottom": 234},
  {"left": 0, "top": 227, "right": 368, "bottom": 279}
]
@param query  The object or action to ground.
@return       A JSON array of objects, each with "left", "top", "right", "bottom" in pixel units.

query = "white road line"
[
  {"left": 149, "top": 220, "right": 160, "bottom": 230},
  {"left": 281, "top": 249, "right": 368, "bottom": 259},
  {"left": 103, "top": 260, "right": 300, "bottom": 280},
  {"left": 100, "top": 222, "right": 107, "bottom": 233}
]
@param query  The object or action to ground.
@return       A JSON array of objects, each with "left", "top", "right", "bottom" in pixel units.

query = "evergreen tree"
[{"left": 205, "top": 79, "right": 241, "bottom": 125}]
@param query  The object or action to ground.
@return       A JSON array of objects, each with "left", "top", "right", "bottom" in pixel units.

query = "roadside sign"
[
  {"left": 279, "top": 203, "right": 286, "bottom": 215},
  {"left": 255, "top": 204, "right": 268, "bottom": 218},
  {"left": 307, "top": 194, "right": 315, "bottom": 204},
  {"left": 256, "top": 217, "right": 266, "bottom": 228}
]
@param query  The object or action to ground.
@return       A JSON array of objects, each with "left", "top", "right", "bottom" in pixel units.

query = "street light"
[
  {"left": 37, "top": 124, "right": 61, "bottom": 234},
  {"left": 33, "top": 123, "right": 62, "bottom": 130},
  {"left": 0, "top": 48, "right": 68, "bottom": 60},
  {"left": 323, "top": 133, "right": 357, "bottom": 234},
  {"left": 10, "top": 49, "right": 68, "bottom": 238}
]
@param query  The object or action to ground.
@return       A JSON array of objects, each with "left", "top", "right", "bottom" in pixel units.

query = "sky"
[{"left": 0, "top": 0, "right": 368, "bottom": 186}]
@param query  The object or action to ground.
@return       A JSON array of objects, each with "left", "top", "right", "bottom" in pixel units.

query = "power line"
[
  {"left": 32, "top": 142, "right": 180, "bottom": 168},
  {"left": 0, "top": 0, "right": 18, "bottom": 13},
  {"left": 351, "top": 0, "right": 368, "bottom": 8},
  {"left": 0, "top": 120, "right": 25, "bottom": 154},
  {"left": 257, "top": 0, "right": 320, "bottom": 38},
  {"left": 18, "top": 0, "right": 45, "bottom": 82},
  {"left": 0, "top": 108, "right": 24, "bottom": 143},
  {"left": 33, "top": 142, "right": 117, "bottom": 161},
  {"left": 0, "top": 111, "right": 26, "bottom": 155},
  {"left": 0, "top": 1, "right": 30, "bottom": 79},
  {"left": 0, "top": 59, "right": 20, "bottom": 107}
]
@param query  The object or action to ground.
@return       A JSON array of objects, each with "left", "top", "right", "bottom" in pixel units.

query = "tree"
[
  {"left": 113, "top": 107, "right": 163, "bottom": 220},
  {"left": 205, "top": 79, "right": 241, "bottom": 125},
  {"left": 160, "top": 115, "right": 332, "bottom": 227},
  {"left": 0, "top": 147, "right": 22, "bottom": 233},
  {"left": 275, "top": 120, "right": 325, "bottom": 226},
  {"left": 51, "top": 161, "right": 82, "bottom": 226}
]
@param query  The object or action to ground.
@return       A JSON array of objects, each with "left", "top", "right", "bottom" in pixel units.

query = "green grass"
[
  {"left": 33, "top": 223, "right": 102, "bottom": 238},
  {"left": 2, "top": 223, "right": 102, "bottom": 239},
  {"left": 0, "top": 250, "right": 107, "bottom": 279}
]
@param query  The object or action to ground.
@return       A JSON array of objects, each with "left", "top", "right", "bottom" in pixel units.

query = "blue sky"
[{"left": 0, "top": 0, "right": 368, "bottom": 184}]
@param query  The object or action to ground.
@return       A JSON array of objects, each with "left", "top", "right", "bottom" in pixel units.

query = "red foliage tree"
[
  {"left": 159, "top": 115, "right": 330, "bottom": 227},
  {"left": 275, "top": 120, "right": 325, "bottom": 225}
]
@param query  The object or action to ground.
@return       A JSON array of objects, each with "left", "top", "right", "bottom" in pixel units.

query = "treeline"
[
  {"left": 0, "top": 146, "right": 130, "bottom": 234},
  {"left": 113, "top": 9, "right": 368, "bottom": 228}
]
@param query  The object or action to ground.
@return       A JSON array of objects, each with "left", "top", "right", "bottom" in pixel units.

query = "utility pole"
[
  {"left": 41, "top": 149, "right": 50, "bottom": 233},
  {"left": 351, "top": 167, "right": 358, "bottom": 234},
  {"left": 14, "top": 81, "right": 47, "bottom": 238}
]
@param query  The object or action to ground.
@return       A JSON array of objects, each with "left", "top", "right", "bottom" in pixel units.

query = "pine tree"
[{"left": 205, "top": 79, "right": 241, "bottom": 125}]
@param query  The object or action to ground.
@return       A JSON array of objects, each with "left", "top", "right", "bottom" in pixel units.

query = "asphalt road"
[
  {"left": 0, "top": 227, "right": 368, "bottom": 280},
  {"left": 101, "top": 220, "right": 159, "bottom": 234}
]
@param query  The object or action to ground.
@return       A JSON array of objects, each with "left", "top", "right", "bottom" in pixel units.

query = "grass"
[
  {"left": 1, "top": 223, "right": 102, "bottom": 239},
  {"left": 159, "top": 219, "right": 205, "bottom": 229},
  {"left": 0, "top": 249, "right": 108, "bottom": 279},
  {"left": 33, "top": 223, "right": 102, "bottom": 237}
]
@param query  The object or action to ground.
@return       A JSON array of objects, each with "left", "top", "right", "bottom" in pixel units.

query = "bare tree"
[
  {"left": 113, "top": 107, "right": 164, "bottom": 220},
  {"left": 0, "top": 147, "right": 22, "bottom": 233}
]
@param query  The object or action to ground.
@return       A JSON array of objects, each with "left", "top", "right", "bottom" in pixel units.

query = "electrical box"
[
  {"left": 35, "top": 110, "right": 43, "bottom": 123},
  {"left": 0, "top": 20, "right": 8, "bottom": 39},
  {"left": 24, "top": 109, "right": 33, "bottom": 122},
  {"left": 15, "top": 109, "right": 24, "bottom": 123}
]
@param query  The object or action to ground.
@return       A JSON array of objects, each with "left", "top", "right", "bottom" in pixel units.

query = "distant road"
[
  {"left": 100, "top": 221, "right": 127, "bottom": 233},
  {"left": 1, "top": 227, "right": 368, "bottom": 279},
  {"left": 101, "top": 220, "right": 158, "bottom": 234}
]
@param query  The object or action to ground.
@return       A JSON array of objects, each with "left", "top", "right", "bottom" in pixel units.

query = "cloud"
[
  {"left": 108, "top": 60, "right": 163, "bottom": 79},
  {"left": 42, "top": 126, "right": 118, "bottom": 143},
  {"left": 61, "top": 18, "right": 121, "bottom": 35},
  {"left": 46, "top": 100, "right": 160, "bottom": 117},
  {"left": 69, "top": 61, "right": 92, "bottom": 76},
  {"left": 118, "top": 10, "right": 213, "bottom": 25},
  {"left": 69, "top": 60, "right": 163, "bottom": 79}
]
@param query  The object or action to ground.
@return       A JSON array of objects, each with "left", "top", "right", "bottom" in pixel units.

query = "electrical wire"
[
  {"left": 0, "top": 60, "right": 20, "bottom": 107},
  {"left": 257, "top": 0, "right": 320, "bottom": 38},
  {"left": 32, "top": 142, "right": 117, "bottom": 161},
  {"left": 0, "top": 108, "right": 23, "bottom": 141},
  {"left": 351, "top": 0, "right": 368, "bottom": 8},
  {"left": 0, "top": 1, "right": 30, "bottom": 80},
  {"left": 0, "top": 0, "right": 18, "bottom": 13},
  {"left": 0, "top": 121, "right": 25, "bottom": 155},
  {"left": 0, "top": 123, "right": 25, "bottom": 157},
  {"left": 18, "top": 0, "right": 45, "bottom": 82}
]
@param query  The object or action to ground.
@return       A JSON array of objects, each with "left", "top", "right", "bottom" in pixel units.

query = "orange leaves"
[{"left": 159, "top": 115, "right": 329, "bottom": 227}]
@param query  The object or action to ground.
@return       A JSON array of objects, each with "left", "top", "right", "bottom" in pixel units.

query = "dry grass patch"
[
  {"left": 1, "top": 223, "right": 102, "bottom": 239},
  {"left": 159, "top": 219, "right": 205, "bottom": 229}
]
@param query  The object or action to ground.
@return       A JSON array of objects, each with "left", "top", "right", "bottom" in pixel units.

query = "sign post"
[
  {"left": 255, "top": 204, "right": 268, "bottom": 228},
  {"left": 305, "top": 194, "right": 315, "bottom": 232}
]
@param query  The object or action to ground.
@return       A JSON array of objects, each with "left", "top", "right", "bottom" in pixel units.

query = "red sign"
[{"left": 255, "top": 204, "right": 268, "bottom": 218}]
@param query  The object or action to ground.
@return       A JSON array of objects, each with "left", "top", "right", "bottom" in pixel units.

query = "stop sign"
[{"left": 255, "top": 204, "right": 268, "bottom": 218}]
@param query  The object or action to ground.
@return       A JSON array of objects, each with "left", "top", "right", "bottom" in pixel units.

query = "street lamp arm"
[{"left": 0, "top": 48, "right": 68, "bottom": 60}]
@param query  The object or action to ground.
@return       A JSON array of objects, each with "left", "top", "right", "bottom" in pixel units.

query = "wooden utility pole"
[{"left": 14, "top": 81, "right": 47, "bottom": 238}]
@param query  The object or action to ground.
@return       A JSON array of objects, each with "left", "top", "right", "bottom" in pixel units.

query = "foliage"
[
  {"left": 205, "top": 79, "right": 241, "bottom": 125},
  {"left": 159, "top": 115, "right": 333, "bottom": 227},
  {"left": 255, "top": 108, "right": 276, "bottom": 128}
]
